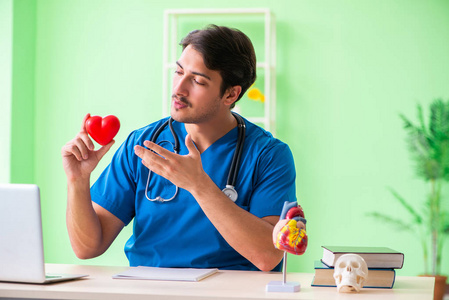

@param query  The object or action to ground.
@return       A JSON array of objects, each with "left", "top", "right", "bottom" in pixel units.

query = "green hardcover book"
[{"left": 321, "top": 246, "right": 404, "bottom": 269}]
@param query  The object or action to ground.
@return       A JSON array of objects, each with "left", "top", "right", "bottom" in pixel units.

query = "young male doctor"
[{"left": 62, "top": 25, "right": 297, "bottom": 272}]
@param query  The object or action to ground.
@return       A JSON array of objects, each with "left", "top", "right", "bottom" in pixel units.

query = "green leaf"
[
  {"left": 401, "top": 99, "right": 449, "bottom": 181},
  {"left": 388, "top": 187, "right": 423, "bottom": 224},
  {"left": 366, "top": 212, "right": 416, "bottom": 232}
]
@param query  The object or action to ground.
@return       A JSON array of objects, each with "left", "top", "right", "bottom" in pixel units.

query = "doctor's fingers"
[
  {"left": 77, "top": 114, "right": 95, "bottom": 150},
  {"left": 80, "top": 113, "right": 91, "bottom": 132},
  {"left": 66, "top": 135, "right": 93, "bottom": 161},
  {"left": 77, "top": 131, "right": 95, "bottom": 151},
  {"left": 142, "top": 140, "right": 178, "bottom": 159},
  {"left": 184, "top": 134, "right": 200, "bottom": 158},
  {"left": 134, "top": 145, "right": 170, "bottom": 174}
]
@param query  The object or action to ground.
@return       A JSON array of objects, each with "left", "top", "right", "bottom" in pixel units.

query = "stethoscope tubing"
[
  {"left": 145, "top": 113, "right": 245, "bottom": 203},
  {"left": 227, "top": 114, "right": 246, "bottom": 187}
]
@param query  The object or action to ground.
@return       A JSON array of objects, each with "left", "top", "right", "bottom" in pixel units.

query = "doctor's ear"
[{"left": 223, "top": 86, "right": 242, "bottom": 106}]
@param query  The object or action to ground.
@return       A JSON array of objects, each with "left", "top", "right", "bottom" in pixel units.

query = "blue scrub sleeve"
[
  {"left": 248, "top": 142, "right": 297, "bottom": 218},
  {"left": 90, "top": 133, "right": 137, "bottom": 225}
]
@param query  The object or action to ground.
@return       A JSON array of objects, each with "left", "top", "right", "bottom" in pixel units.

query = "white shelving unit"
[{"left": 162, "top": 8, "right": 277, "bottom": 134}]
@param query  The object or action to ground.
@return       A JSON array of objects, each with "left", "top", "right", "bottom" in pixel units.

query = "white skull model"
[{"left": 333, "top": 254, "right": 368, "bottom": 293}]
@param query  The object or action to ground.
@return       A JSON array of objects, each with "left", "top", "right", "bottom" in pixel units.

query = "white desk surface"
[{"left": 0, "top": 264, "right": 434, "bottom": 300}]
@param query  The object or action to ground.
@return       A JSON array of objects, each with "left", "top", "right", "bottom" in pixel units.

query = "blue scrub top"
[{"left": 91, "top": 116, "right": 297, "bottom": 271}]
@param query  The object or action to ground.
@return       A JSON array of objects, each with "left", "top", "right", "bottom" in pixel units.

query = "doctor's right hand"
[{"left": 61, "top": 113, "right": 115, "bottom": 182}]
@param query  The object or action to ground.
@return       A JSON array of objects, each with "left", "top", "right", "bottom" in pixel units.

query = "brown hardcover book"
[{"left": 311, "top": 261, "right": 396, "bottom": 288}]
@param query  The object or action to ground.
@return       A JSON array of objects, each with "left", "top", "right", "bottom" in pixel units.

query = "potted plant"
[{"left": 369, "top": 98, "right": 449, "bottom": 300}]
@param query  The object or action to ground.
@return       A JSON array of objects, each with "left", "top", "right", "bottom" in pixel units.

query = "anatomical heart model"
[{"left": 266, "top": 201, "right": 308, "bottom": 292}]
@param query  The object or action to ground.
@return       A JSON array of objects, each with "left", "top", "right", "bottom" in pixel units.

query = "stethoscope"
[{"left": 145, "top": 112, "right": 246, "bottom": 203}]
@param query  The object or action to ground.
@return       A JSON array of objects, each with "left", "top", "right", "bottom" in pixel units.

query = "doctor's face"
[{"left": 170, "top": 45, "right": 227, "bottom": 124}]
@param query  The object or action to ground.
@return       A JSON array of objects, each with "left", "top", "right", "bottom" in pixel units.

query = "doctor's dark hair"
[{"left": 180, "top": 25, "right": 257, "bottom": 108}]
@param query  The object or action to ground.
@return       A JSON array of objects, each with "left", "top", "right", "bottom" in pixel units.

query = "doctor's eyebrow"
[{"left": 175, "top": 61, "right": 212, "bottom": 81}]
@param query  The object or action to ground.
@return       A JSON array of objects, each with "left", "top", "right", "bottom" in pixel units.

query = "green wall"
[
  {"left": 11, "top": 0, "right": 36, "bottom": 184},
  {"left": 6, "top": 0, "right": 449, "bottom": 277}
]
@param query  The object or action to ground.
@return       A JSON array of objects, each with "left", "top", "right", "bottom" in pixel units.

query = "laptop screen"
[{"left": 0, "top": 184, "right": 47, "bottom": 283}]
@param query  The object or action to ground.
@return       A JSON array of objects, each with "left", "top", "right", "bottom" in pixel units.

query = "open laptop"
[{"left": 0, "top": 183, "right": 88, "bottom": 284}]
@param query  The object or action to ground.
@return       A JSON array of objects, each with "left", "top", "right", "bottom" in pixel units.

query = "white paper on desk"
[{"left": 112, "top": 266, "right": 218, "bottom": 282}]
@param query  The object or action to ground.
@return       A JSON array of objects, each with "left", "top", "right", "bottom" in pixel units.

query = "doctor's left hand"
[{"left": 134, "top": 134, "right": 207, "bottom": 192}]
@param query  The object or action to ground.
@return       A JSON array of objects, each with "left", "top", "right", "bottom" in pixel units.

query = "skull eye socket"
[
  {"left": 338, "top": 261, "right": 347, "bottom": 269},
  {"left": 351, "top": 261, "right": 360, "bottom": 268}
]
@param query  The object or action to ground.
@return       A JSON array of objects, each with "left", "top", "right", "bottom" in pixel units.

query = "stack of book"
[{"left": 311, "top": 246, "right": 405, "bottom": 289}]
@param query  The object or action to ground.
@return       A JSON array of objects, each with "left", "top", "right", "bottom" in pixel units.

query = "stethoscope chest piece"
[{"left": 222, "top": 185, "right": 238, "bottom": 202}]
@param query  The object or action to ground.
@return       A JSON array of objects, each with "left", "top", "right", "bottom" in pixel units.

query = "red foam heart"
[{"left": 85, "top": 115, "right": 120, "bottom": 146}]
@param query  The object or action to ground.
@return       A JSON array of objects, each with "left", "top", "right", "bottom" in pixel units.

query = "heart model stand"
[{"left": 266, "top": 201, "right": 308, "bottom": 293}]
